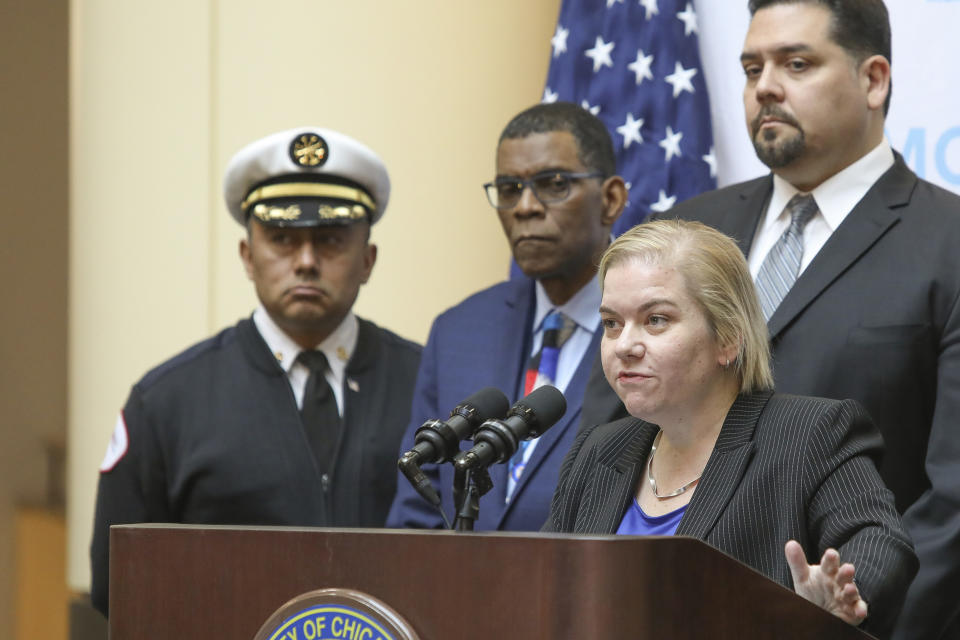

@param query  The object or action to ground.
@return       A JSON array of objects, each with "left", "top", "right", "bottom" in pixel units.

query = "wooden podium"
[{"left": 109, "top": 524, "right": 872, "bottom": 639}]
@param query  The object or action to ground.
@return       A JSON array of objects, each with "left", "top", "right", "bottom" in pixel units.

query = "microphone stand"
[{"left": 452, "top": 461, "right": 493, "bottom": 531}]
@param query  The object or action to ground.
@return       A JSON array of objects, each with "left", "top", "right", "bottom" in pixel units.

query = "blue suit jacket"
[{"left": 386, "top": 276, "right": 623, "bottom": 531}]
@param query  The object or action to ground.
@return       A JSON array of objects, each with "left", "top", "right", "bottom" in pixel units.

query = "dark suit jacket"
[
  {"left": 659, "top": 155, "right": 960, "bottom": 640},
  {"left": 543, "top": 392, "right": 917, "bottom": 640},
  {"left": 386, "top": 276, "right": 623, "bottom": 531},
  {"left": 91, "top": 317, "right": 421, "bottom": 615}
]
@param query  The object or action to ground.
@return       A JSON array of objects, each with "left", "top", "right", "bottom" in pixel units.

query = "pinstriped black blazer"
[{"left": 543, "top": 391, "right": 917, "bottom": 639}]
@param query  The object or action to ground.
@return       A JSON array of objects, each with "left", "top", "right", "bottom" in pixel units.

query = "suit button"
[{"left": 321, "top": 473, "right": 330, "bottom": 492}]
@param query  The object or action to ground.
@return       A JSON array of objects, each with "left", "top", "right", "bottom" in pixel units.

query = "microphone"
[
  {"left": 453, "top": 385, "right": 567, "bottom": 473},
  {"left": 398, "top": 387, "right": 509, "bottom": 506}
]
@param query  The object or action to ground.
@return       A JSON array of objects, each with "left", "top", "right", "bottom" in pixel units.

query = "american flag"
[{"left": 544, "top": 0, "right": 717, "bottom": 234}]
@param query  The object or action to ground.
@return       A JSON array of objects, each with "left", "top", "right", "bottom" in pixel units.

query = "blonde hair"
[{"left": 599, "top": 219, "right": 773, "bottom": 393}]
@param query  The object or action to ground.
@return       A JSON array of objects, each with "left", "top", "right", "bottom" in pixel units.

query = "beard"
[{"left": 750, "top": 107, "right": 805, "bottom": 169}]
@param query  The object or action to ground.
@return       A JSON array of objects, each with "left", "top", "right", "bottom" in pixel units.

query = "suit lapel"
[
  {"left": 768, "top": 158, "right": 914, "bottom": 337},
  {"left": 677, "top": 392, "right": 770, "bottom": 539},
  {"left": 575, "top": 420, "right": 657, "bottom": 534},
  {"left": 728, "top": 177, "right": 772, "bottom": 254},
  {"left": 499, "top": 327, "right": 604, "bottom": 524},
  {"left": 497, "top": 279, "right": 536, "bottom": 399},
  {"left": 478, "top": 280, "right": 537, "bottom": 523}
]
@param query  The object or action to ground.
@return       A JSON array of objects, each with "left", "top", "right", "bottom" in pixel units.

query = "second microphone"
[{"left": 453, "top": 385, "right": 567, "bottom": 473}]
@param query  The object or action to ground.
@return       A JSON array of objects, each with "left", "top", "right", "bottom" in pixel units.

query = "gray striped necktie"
[{"left": 755, "top": 193, "right": 819, "bottom": 321}]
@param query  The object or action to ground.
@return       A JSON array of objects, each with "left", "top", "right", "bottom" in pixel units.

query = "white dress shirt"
[
  {"left": 252, "top": 306, "right": 358, "bottom": 415},
  {"left": 748, "top": 140, "right": 896, "bottom": 277}
]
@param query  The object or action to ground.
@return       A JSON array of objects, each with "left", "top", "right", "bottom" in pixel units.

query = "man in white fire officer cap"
[{"left": 90, "top": 127, "right": 421, "bottom": 616}]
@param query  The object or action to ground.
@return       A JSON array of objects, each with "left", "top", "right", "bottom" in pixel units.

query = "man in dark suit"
[
  {"left": 659, "top": 2, "right": 960, "bottom": 637},
  {"left": 90, "top": 127, "right": 421, "bottom": 616},
  {"left": 386, "top": 102, "right": 627, "bottom": 531}
]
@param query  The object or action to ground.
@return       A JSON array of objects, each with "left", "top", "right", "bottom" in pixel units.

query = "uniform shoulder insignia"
[{"left": 99, "top": 412, "right": 129, "bottom": 472}]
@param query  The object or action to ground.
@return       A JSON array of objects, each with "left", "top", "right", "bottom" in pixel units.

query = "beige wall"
[
  {"left": 1, "top": 0, "right": 69, "bottom": 637},
  {"left": 67, "top": 0, "right": 560, "bottom": 591}
]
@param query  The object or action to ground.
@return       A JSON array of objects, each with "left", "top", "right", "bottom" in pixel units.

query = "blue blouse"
[{"left": 616, "top": 498, "right": 687, "bottom": 536}]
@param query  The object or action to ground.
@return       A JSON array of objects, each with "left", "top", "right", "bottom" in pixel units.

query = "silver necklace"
[{"left": 647, "top": 431, "right": 702, "bottom": 499}]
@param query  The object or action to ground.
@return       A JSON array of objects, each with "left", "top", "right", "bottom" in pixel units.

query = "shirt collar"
[
  {"left": 532, "top": 274, "right": 602, "bottom": 336},
  {"left": 767, "top": 139, "right": 895, "bottom": 232},
  {"left": 252, "top": 305, "right": 358, "bottom": 381}
]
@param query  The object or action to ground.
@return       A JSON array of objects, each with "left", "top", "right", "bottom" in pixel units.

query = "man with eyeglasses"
[{"left": 387, "top": 102, "right": 627, "bottom": 531}]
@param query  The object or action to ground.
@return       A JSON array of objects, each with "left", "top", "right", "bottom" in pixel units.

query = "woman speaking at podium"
[{"left": 543, "top": 220, "right": 916, "bottom": 638}]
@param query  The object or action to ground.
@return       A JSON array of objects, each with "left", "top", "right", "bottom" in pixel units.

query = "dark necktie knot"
[
  {"left": 297, "top": 349, "right": 330, "bottom": 373},
  {"left": 541, "top": 311, "right": 576, "bottom": 349}
]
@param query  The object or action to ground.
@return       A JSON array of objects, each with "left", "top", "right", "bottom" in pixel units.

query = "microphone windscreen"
[
  {"left": 459, "top": 386, "right": 510, "bottom": 421},
  {"left": 515, "top": 385, "right": 567, "bottom": 429}
]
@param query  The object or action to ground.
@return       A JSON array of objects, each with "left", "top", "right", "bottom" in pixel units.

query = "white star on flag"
[
  {"left": 627, "top": 49, "right": 654, "bottom": 85},
  {"left": 702, "top": 147, "right": 717, "bottom": 178},
  {"left": 677, "top": 3, "right": 698, "bottom": 36},
  {"left": 665, "top": 61, "right": 697, "bottom": 98},
  {"left": 585, "top": 36, "right": 615, "bottom": 73},
  {"left": 650, "top": 189, "right": 677, "bottom": 212},
  {"left": 541, "top": 0, "right": 716, "bottom": 232},
  {"left": 543, "top": 87, "right": 559, "bottom": 103},
  {"left": 659, "top": 125, "right": 683, "bottom": 161},
  {"left": 639, "top": 0, "right": 659, "bottom": 20},
  {"left": 551, "top": 26, "right": 569, "bottom": 57},
  {"left": 616, "top": 113, "right": 644, "bottom": 149},
  {"left": 581, "top": 99, "right": 601, "bottom": 115}
]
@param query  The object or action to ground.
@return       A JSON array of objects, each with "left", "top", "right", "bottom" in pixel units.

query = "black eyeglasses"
[{"left": 483, "top": 171, "right": 604, "bottom": 210}]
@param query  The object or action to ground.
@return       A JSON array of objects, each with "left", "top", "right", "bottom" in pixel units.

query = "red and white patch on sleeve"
[{"left": 99, "top": 412, "right": 129, "bottom": 472}]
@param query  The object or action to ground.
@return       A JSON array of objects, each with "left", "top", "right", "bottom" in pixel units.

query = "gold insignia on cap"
[
  {"left": 319, "top": 205, "right": 350, "bottom": 220},
  {"left": 242, "top": 183, "right": 375, "bottom": 213},
  {"left": 317, "top": 204, "right": 369, "bottom": 221},
  {"left": 253, "top": 203, "right": 302, "bottom": 221},
  {"left": 290, "top": 133, "right": 328, "bottom": 167}
]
